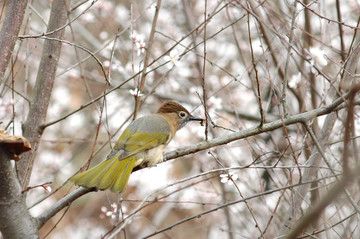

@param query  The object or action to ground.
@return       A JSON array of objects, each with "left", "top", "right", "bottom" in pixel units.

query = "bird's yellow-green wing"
[
  {"left": 70, "top": 115, "right": 171, "bottom": 193},
  {"left": 111, "top": 115, "right": 171, "bottom": 160},
  {"left": 118, "top": 129, "right": 169, "bottom": 157}
]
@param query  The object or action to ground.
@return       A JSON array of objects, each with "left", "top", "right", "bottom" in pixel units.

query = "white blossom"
[
  {"left": 164, "top": 49, "right": 180, "bottom": 68},
  {"left": 289, "top": 72, "right": 301, "bottom": 88},
  {"left": 130, "top": 31, "right": 146, "bottom": 56},
  {"left": 220, "top": 171, "right": 239, "bottom": 185},
  {"left": 129, "top": 88, "right": 144, "bottom": 97},
  {"left": 309, "top": 47, "right": 328, "bottom": 67},
  {"left": 135, "top": 39, "right": 146, "bottom": 56},
  {"left": 100, "top": 203, "right": 118, "bottom": 220}
]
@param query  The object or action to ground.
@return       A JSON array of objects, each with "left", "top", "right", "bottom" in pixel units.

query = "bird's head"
[{"left": 157, "top": 101, "right": 204, "bottom": 129}]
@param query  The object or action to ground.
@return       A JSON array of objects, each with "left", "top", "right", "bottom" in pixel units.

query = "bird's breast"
[{"left": 134, "top": 144, "right": 166, "bottom": 168}]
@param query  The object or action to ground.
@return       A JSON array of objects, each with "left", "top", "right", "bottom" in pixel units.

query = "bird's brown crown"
[{"left": 157, "top": 101, "right": 191, "bottom": 115}]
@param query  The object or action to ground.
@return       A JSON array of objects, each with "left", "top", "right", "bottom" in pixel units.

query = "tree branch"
[
  {"left": 16, "top": 0, "right": 70, "bottom": 188},
  {"left": 0, "top": 135, "right": 38, "bottom": 239},
  {"left": 133, "top": 0, "right": 162, "bottom": 119},
  {"left": 36, "top": 187, "right": 96, "bottom": 229},
  {"left": 140, "top": 175, "right": 339, "bottom": 239},
  {"left": 163, "top": 91, "right": 350, "bottom": 161},
  {"left": 0, "top": 0, "right": 28, "bottom": 80}
]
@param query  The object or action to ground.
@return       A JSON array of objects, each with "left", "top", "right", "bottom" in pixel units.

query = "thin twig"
[
  {"left": 141, "top": 175, "right": 339, "bottom": 239},
  {"left": 34, "top": 36, "right": 110, "bottom": 85},
  {"left": 202, "top": 0, "right": 209, "bottom": 140},
  {"left": 133, "top": 0, "right": 162, "bottom": 119},
  {"left": 335, "top": 0, "right": 346, "bottom": 61},
  {"left": 296, "top": 0, "right": 360, "bottom": 30},
  {"left": 285, "top": 159, "right": 360, "bottom": 238},
  {"left": 282, "top": 1, "right": 298, "bottom": 118},
  {"left": 40, "top": 77, "right": 134, "bottom": 130},
  {"left": 19, "top": 0, "right": 97, "bottom": 39},
  {"left": 247, "top": 3, "right": 265, "bottom": 127}
]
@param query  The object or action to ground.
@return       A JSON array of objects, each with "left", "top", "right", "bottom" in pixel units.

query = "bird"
[{"left": 69, "top": 100, "right": 203, "bottom": 193}]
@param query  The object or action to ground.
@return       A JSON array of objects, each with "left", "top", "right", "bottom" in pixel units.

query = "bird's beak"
[{"left": 189, "top": 115, "right": 205, "bottom": 126}]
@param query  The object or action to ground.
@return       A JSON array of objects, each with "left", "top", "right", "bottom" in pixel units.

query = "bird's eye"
[{"left": 179, "top": 111, "right": 187, "bottom": 118}]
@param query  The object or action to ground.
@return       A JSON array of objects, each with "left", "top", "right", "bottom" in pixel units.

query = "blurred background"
[{"left": 1, "top": 0, "right": 360, "bottom": 238}]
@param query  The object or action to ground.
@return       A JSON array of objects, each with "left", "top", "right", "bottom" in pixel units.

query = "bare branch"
[
  {"left": 36, "top": 187, "right": 96, "bottom": 229},
  {"left": 133, "top": 0, "right": 162, "bottom": 119},
  {"left": 16, "top": 0, "right": 70, "bottom": 188},
  {"left": 141, "top": 175, "right": 338, "bottom": 239},
  {"left": 163, "top": 91, "right": 350, "bottom": 161},
  {"left": 285, "top": 147, "right": 360, "bottom": 238},
  {"left": 282, "top": 1, "right": 298, "bottom": 118},
  {"left": 0, "top": 0, "right": 28, "bottom": 80},
  {"left": 247, "top": 3, "right": 265, "bottom": 127},
  {"left": 0, "top": 144, "right": 38, "bottom": 238}
]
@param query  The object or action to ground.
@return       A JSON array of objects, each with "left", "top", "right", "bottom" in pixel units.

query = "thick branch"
[
  {"left": 0, "top": 0, "right": 28, "bottom": 80},
  {"left": 0, "top": 147, "right": 38, "bottom": 239},
  {"left": 16, "top": 0, "right": 70, "bottom": 188},
  {"left": 36, "top": 187, "right": 96, "bottom": 229}
]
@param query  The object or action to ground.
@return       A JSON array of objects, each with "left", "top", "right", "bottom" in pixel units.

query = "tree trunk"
[{"left": 0, "top": 147, "right": 38, "bottom": 239}]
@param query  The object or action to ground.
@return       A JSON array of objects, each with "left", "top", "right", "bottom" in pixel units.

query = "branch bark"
[
  {"left": 36, "top": 187, "right": 96, "bottom": 228},
  {"left": 0, "top": 141, "right": 38, "bottom": 239},
  {"left": 133, "top": 0, "right": 162, "bottom": 119},
  {"left": 0, "top": 0, "right": 28, "bottom": 80},
  {"left": 16, "top": 0, "right": 70, "bottom": 188}
]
